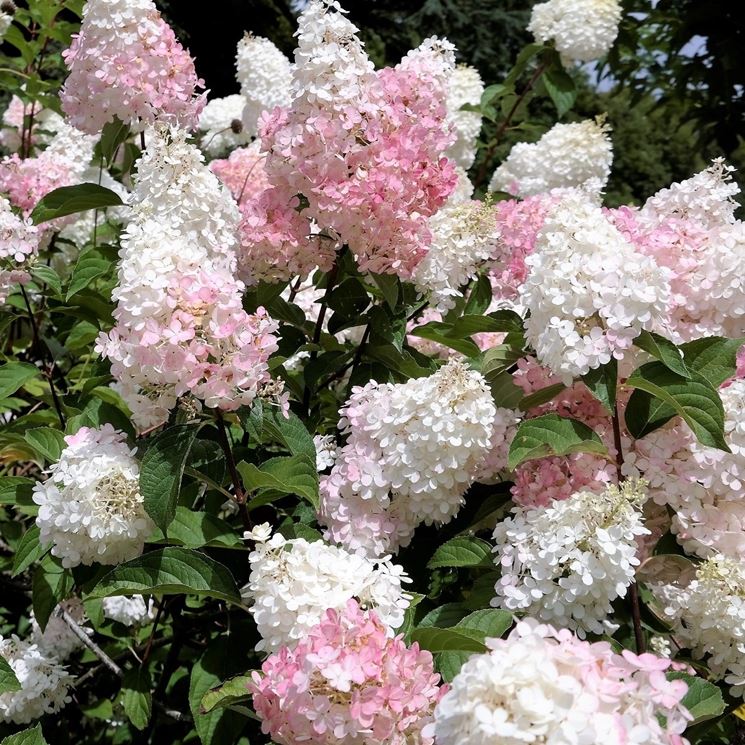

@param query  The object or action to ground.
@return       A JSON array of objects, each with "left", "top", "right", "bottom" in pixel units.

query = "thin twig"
[
  {"left": 215, "top": 411, "right": 252, "bottom": 532},
  {"left": 58, "top": 608, "right": 122, "bottom": 677},
  {"left": 612, "top": 400, "right": 646, "bottom": 654},
  {"left": 141, "top": 600, "right": 165, "bottom": 666}
]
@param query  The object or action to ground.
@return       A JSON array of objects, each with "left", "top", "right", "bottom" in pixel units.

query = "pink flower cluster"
[
  {"left": 0, "top": 197, "right": 40, "bottom": 303},
  {"left": 257, "top": 1, "right": 457, "bottom": 280},
  {"left": 250, "top": 600, "right": 443, "bottom": 745},
  {"left": 210, "top": 144, "right": 333, "bottom": 285},
  {"left": 60, "top": 0, "right": 205, "bottom": 134},
  {"left": 0, "top": 153, "right": 73, "bottom": 214}
]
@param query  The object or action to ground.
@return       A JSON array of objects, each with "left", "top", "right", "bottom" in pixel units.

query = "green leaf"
[
  {"left": 32, "top": 556, "right": 71, "bottom": 631},
  {"left": 149, "top": 507, "right": 242, "bottom": 550},
  {"left": 98, "top": 117, "right": 131, "bottom": 166},
  {"left": 449, "top": 311, "right": 524, "bottom": 338},
  {"left": 258, "top": 408, "right": 316, "bottom": 461},
  {"left": 238, "top": 455, "right": 319, "bottom": 511},
  {"left": 680, "top": 336, "right": 745, "bottom": 387},
  {"left": 456, "top": 609, "right": 513, "bottom": 640},
  {"left": 626, "top": 362, "right": 729, "bottom": 451},
  {"left": 487, "top": 370, "right": 524, "bottom": 409},
  {"left": 518, "top": 382, "right": 566, "bottom": 412},
  {"left": 480, "top": 339, "right": 524, "bottom": 377},
  {"left": 634, "top": 330, "right": 690, "bottom": 378},
  {"left": 140, "top": 424, "right": 200, "bottom": 532},
  {"left": 371, "top": 273, "right": 399, "bottom": 310},
  {"left": 30, "top": 183, "right": 125, "bottom": 225},
  {"left": 463, "top": 274, "right": 493, "bottom": 316},
  {"left": 667, "top": 673, "right": 725, "bottom": 724},
  {"left": 428, "top": 537, "right": 493, "bottom": 569},
  {"left": 542, "top": 65, "right": 576, "bottom": 116},
  {"left": 24, "top": 427, "right": 65, "bottom": 463},
  {"left": 507, "top": 413, "right": 608, "bottom": 470},
  {"left": 0, "top": 724, "right": 48, "bottom": 745},
  {"left": 66, "top": 251, "right": 111, "bottom": 300},
  {"left": 189, "top": 639, "right": 247, "bottom": 745},
  {"left": 29, "top": 264, "right": 62, "bottom": 295},
  {"left": 120, "top": 668, "right": 152, "bottom": 731},
  {"left": 89, "top": 547, "right": 241, "bottom": 604},
  {"left": 410, "top": 626, "right": 488, "bottom": 654},
  {"left": 0, "top": 657, "right": 21, "bottom": 694},
  {"left": 12, "top": 525, "right": 47, "bottom": 577},
  {"left": 623, "top": 389, "right": 676, "bottom": 439},
  {"left": 410, "top": 325, "right": 480, "bottom": 358},
  {"left": 201, "top": 674, "right": 253, "bottom": 714},
  {"left": 0, "top": 362, "right": 39, "bottom": 401},
  {"left": 581, "top": 359, "right": 618, "bottom": 412}
]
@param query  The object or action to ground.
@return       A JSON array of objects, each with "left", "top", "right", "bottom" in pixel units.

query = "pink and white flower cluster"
[
  {"left": 0, "top": 196, "right": 40, "bottom": 303},
  {"left": 434, "top": 619, "right": 692, "bottom": 745},
  {"left": 320, "top": 359, "right": 496, "bottom": 557},
  {"left": 96, "top": 128, "right": 284, "bottom": 430},
  {"left": 250, "top": 599, "right": 443, "bottom": 745},
  {"left": 60, "top": 0, "right": 205, "bottom": 134}
]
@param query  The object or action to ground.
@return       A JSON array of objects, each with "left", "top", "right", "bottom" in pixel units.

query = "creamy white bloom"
[
  {"left": 31, "top": 599, "right": 89, "bottom": 661},
  {"left": 198, "top": 94, "right": 250, "bottom": 156},
  {"left": 529, "top": 0, "right": 622, "bottom": 63},
  {"left": 521, "top": 192, "right": 671, "bottom": 382},
  {"left": 445, "top": 64, "right": 483, "bottom": 170},
  {"left": 655, "top": 555, "right": 745, "bottom": 698},
  {"left": 320, "top": 359, "right": 496, "bottom": 557},
  {"left": 0, "top": 7, "right": 13, "bottom": 44},
  {"left": 243, "top": 532, "right": 411, "bottom": 652},
  {"left": 313, "top": 434, "right": 338, "bottom": 472},
  {"left": 32, "top": 425, "right": 154, "bottom": 568},
  {"left": 489, "top": 118, "right": 612, "bottom": 197},
  {"left": 492, "top": 480, "right": 650, "bottom": 635},
  {"left": 0, "top": 195, "right": 40, "bottom": 304},
  {"left": 102, "top": 595, "right": 157, "bottom": 626},
  {"left": 235, "top": 34, "right": 293, "bottom": 137},
  {"left": 0, "top": 636, "right": 72, "bottom": 724},
  {"left": 414, "top": 200, "right": 499, "bottom": 313}
]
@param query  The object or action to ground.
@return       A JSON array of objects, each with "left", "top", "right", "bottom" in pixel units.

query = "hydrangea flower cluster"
[
  {"left": 413, "top": 199, "right": 500, "bottom": 312},
  {"left": 610, "top": 159, "right": 745, "bottom": 342},
  {"left": 31, "top": 599, "right": 89, "bottom": 662},
  {"left": 0, "top": 120, "right": 96, "bottom": 216},
  {"left": 102, "top": 595, "right": 156, "bottom": 627},
  {"left": 258, "top": 0, "right": 457, "bottom": 279},
  {"left": 60, "top": 0, "right": 205, "bottom": 134},
  {"left": 32, "top": 425, "right": 154, "bottom": 568},
  {"left": 0, "top": 196, "right": 40, "bottom": 303},
  {"left": 0, "top": 636, "right": 73, "bottom": 724},
  {"left": 434, "top": 618, "right": 692, "bottom": 745},
  {"left": 250, "top": 600, "right": 443, "bottom": 745},
  {"left": 445, "top": 64, "right": 484, "bottom": 170},
  {"left": 492, "top": 480, "right": 649, "bottom": 635},
  {"left": 198, "top": 94, "right": 250, "bottom": 156},
  {"left": 243, "top": 530, "right": 411, "bottom": 652},
  {"left": 654, "top": 555, "right": 745, "bottom": 698},
  {"left": 96, "top": 128, "right": 284, "bottom": 429},
  {"left": 624, "top": 378, "right": 745, "bottom": 560},
  {"left": 235, "top": 34, "right": 293, "bottom": 138},
  {"left": 489, "top": 118, "right": 613, "bottom": 198},
  {"left": 522, "top": 192, "right": 671, "bottom": 382},
  {"left": 320, "top": 359, "right": 496, "bottom": 556},
  {"left": 528, "top": 0, "right": 623, "bottom": 63},
  {"left": 0, "top": 3, "right": 13, "bottom": 43}
]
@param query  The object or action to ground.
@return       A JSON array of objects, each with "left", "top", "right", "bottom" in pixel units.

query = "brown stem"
[
  {"left": 612, "top": 399, "right": 646, "bottom": 653},
  {"left": 141, "top": 600, "right": 165, "bottom": 667},
  {"left": 20, "top": 286, "right": 65, "bottom": 428},
  {"left": 475, "top": 60, "right": 549, "bottom": 190},
  {"left": 215, "top": 411, "right": 252, "bottom": 532}
]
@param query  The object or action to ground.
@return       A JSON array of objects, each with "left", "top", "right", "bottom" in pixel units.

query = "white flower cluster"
[
  {"left": 654, "top": 555, "right": 745, "bottom": 698},
  {"left": 243, "top": 530, "right": 411, "bottom": 652},
  {"left": 33, "top": 425, "right": 154, "bottom": 568},
  {"left": 198, "top": 94, "right": 251, "bottom": 156},
  {"left": 473, "top": 406, "right": 522, "bottom": 484},
  {"left": 43, "top": 118, "right": 97, "bottom": 177},
  {"left": 489, "top": 118, "right": 613, "bottom": 197},
  {"left": 0, "top": 636, "right": 72, "bottom": 724},
  {"left": 445, "top": 64, "right": 484, "bottom": 170},
  {"left": 235, "top": 33, "right": 293, "bottom": 137},
  {"left": 492, "top": 480, "right": 650, "bottom": 635},
  {"left": 0, "top": 5, "right": 13, "bottom": 44},
  {"left": 521, "top": 192, "right": 671, "bottom": 382},
  {"left": 31, "top": 599, "right": 90, "bottom": 662},
  {"left": 102, "top": 595, "right": 156, "bottom": 626},
  {"left": 529, "top": 0, "right": 623, "bottom": 63},
  {"left": 313, "top": 434, "right": 338, "bottom": 471},
  {"left": 414, "top": 200, "right": 500, "bottom": 312},
  {"left": 434, "top": 619, "right": 691, "bottom": 745},
  {"left": 0, "top": 196, "right": 40, "bottom": 304},
  {"left": 320, "top": 359, "right": 496, "bottom": 557}
]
